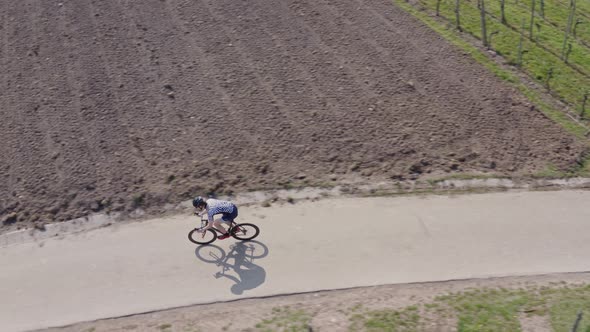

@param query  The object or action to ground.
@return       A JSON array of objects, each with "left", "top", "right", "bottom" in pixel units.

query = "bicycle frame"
[{"left": 196, "top": 215, "right": 239, "bottom": 234}]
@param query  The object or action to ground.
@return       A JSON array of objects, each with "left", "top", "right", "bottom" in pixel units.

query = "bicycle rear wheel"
[
  {"left": 230, "top": 223, "right": 260, "bottom": 241},
  {"left": 188, "top": 229, "right": 217, "bottom": 245}
]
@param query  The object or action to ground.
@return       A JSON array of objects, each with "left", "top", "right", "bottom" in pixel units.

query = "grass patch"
[
  {"left": 533, "top": 152, "right": 590, "bottom": 178},
  {"left": 349, "top": 305, "right": 421, "bottom": 331},
  {"left": 131, "top": 193, "right": 146, "bottom": 208},
  {"left": 166, "top": 174, "right": 176, "bottom": 184},
  {"left": 158, "top": 323, "right": 172, "bottom": 330},
  {"left": 431, "top": 284, "right": 590, "bottom": 331},
  {"left": 392, "top": 0, "right": 590, "bottom": 139},
  {"left": 437, "top": 288, "right": 533, "bottom": 331},
  {"left": 254, "top": 306, "right": 312, "bottom": 332},
  {"left": 533, "top": 164, "right": 568, "bottom": 178},
  {"left": 426, "top": 173, "right": 505, "bottom": 185},
  {"left": 361, "top": 186, "right": 505, "bottom": 199},
  {"left": 540, "top": 284, "right": 590, "bottom": 331},
  {"left": 581, "top": 152, "right": 590, "bottom": 175}
]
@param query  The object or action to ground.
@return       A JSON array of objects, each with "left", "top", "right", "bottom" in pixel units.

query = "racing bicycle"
[{"left": 188, "top": 213, "right": 260, "bottom": 245}]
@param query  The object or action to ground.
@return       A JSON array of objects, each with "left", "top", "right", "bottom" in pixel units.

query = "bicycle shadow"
[{"left": 195, "top": 240, "right": 269, "bottom": 295}]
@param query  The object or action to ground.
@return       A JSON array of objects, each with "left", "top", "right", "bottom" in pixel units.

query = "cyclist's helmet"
[{"left": 192, "top": 196, "right": 205, "bottom": 208}]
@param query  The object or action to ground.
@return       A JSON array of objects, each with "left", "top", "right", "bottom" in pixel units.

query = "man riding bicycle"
[{"left": 193, "top": 196, "right": 238, "bottom": 240}]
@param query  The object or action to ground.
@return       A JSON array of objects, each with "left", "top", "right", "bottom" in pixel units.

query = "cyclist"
[{"left": 193, "top": 196, "right": 238, "bottom": 240}]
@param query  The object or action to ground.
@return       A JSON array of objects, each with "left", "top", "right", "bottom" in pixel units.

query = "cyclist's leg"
[
  {"left": 214, "top": 209, "right": 238, "bottom": 236},
  {"left": 212, "top": 219, "right": 229, "bottom": 234}
]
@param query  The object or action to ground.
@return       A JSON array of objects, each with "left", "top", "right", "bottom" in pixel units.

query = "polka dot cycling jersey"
[{"left": 205, "top": 199, "right": 237, "bottom": 222}]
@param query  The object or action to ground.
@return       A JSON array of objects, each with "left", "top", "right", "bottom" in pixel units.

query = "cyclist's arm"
[{"left": 197, "top": 208, "right": 214, "bottom": 231}]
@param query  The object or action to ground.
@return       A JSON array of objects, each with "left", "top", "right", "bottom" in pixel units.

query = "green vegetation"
[
  {"left": 426, "top": 173, "right": 505, "bottom": 185},
  {"left": 480, "top": 0, "right": 590, "bottom": 75},
  {"left": 416, "top": 0, "right": 590, "bottom": 120},
  {"left": 131, "top": 192, "right": 145, "bottom": 208},
  {"left": 546, "top": 285, "right": 590, "bottom": 331},
  {"left": 434, "top": 284, "right": 590, "bottom": 331},
  {"left": 349, "top": 305, "right": 421, "bottom": 331},
  {"left": 534, "top": 163, "right": 571, "bottom": 177},
  {"left": 166, "top": 174, "right": 176, "bottom": 184},
  {"left": 585, "top": 155, "right": 590, "bottom": 174},
  {"left": 158, "top": 323, "right": 172, "bottom": 330},
  {"left": 437, "top": 288, "right": 534, "bottom": 331},
  {"left": 247, "top": 284, "right": 590, "bottom": 331},
  {"left": 75, "top": 284, "right": 590, "bottom": 332},
  {"left": 391, "top": 0, "right": 590, "bottom": 184},
  {"left": 533, "top": 151, "right": 590, "bottom": 177},
  {"left": 392, "top": 0, "right": 590, "bottom": 140},
  {"left": 254, "top": 306, "right": 312, "bottom": 332}
]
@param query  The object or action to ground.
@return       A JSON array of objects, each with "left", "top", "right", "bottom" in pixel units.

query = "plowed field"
[{"left": 0, "top": 0, "right": 586, "bottom": 229}]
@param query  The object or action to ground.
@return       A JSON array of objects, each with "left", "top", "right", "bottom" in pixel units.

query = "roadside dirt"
[
  {"left": 1, "top": 0, "right": 587, "bottom": 230},
  {"left": 41, "top": 272, "right": 590, "bottom": 332}
]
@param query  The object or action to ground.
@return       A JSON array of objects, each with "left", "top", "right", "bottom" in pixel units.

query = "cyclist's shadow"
[{"left": 195, "top": 240, "right": 269, "bottom": 295}]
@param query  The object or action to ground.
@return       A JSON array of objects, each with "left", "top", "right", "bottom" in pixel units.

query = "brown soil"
[
  {"left": 0, "top": 0, "right": 586, "bottom": 230},
  {"left": 40, "top": 272, "right": 590, "bottom": 332}
]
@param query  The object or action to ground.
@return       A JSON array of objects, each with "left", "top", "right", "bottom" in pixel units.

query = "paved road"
[{"left": 2, "top": 190, "right": 590, "bottom": 332}]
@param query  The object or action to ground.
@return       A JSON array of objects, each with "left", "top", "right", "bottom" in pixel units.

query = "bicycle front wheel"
[
  {"left": 188, "top": 229, "right": 217, "bottom": 245},
  {"left": 231, "top": 223, "right": 260, "bottom": 241}
]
